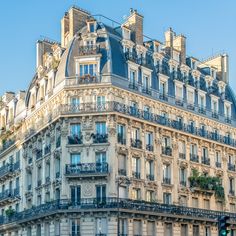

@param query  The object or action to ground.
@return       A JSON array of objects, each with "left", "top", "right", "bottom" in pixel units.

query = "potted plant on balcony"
[{"left": 5, "top": 208, "right": 15, "bottom": 218}]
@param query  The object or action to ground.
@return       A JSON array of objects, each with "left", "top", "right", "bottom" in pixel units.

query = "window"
[
  {"left": 89, "top": 22, "right": 95, "bottom": 32},
  {"left": 54, "top": 221, "right": 60, "bottom": 236},
  {"left": 96, "top": 152, "right": 106, "bottom": 163},
  {"left": 71, "top": 186, "right": 81, "bottom": 205},
  {"left": 179, "top": 195, "right": 187, "bottom": 206},
  {"left": 164, "top": 223, "right": 172, "bottom": 236},
  {"left": 190, "top": 144, "right": 198, "bottom": 161},
  {"left": 133, "top": 220, "right": 142, "bottom": 235},
  {"left": 199, "top": 94, "right": 205, "bottom": 108},
  {"left": 44, "top": 223, "right": 50, "bottom": 236},
  {"left": 96, "top": 185, "right": 106, "bottom": 203},
  {"left": 118, "top": 154, "right": 126, "bottom": 176},
  {"left": 225, "top": 104, "right": 231, "bottom": 118},
  {"left": 45, "top": 192, "right": 50, "bottom": 203},
  {"left": 36, "top": 224, "right": 41, "bottom": 236},
  {"left": 229, "top": 178, "right": 235, "bottom": 195},
  {"left": 70, "top": 153, "right": 81, "bottom": 165},
  {"left": 117, "top": 124, "right": 126, "bottom": 144},
  {"left": 163, "top": 164, "right": 171, "bottom": 184},
  {"left": 176, "top": 85, "right": 183, "bottom": 99},
  {"left": 162, "top": 136, "right": 171, "bottom": 148},
  {"left": 96, "top": 218, "right": 107, "bottom": 235},
  {"left": 37, "top": 166, "right": 42, "bottom": 185},
  {"left": 146, "top": 132, "right": 153, "bottom": 151},
  {"left": 129, "top": 69, "right": 136, "bottom": 84},
  {"left": 187, "top": 89, "right": 194, "bottom": 104},
  {"left": 160, "top": 81, "right": 167, "bottom": 95},
  {"left": 131, "top": 127, "right": 140, "bottom": 140},
  {"left": 71, "top": 97, "right": 80, "bottom": 106},
  {"left": 192, "top": 197, "right": 199, "bottom": 208},
  {"left": 132, "top": 188, "right": 141, "bottom": 200},
  {"left": 144, "top": 105, "right": 151, "bottom": 119},
  {"left": 146, "top": 160, "right": 154, "bottom": 180},
  {"left": 119, "top": 219, "right": 128, "bottom": 235},
  {"left": 181, "top": 224, "right": 188, "bottom": 236},
  {"left": 79, "top": 63, "right": 97, "bottom": 77},
  {"left": 27, "top": 227, "right": 32, "bottom": 236},
  {"left": 70, "top": 124, "right": 81, "bottom": 136},
  {"left": 179, "top": 141, "right": 186, "bottom": 159},
  {"left": 193, "top": 225, "right": 199, "bottom": 236},
  {"left": 70, "top": 219, "right": 80, "bottom": 236},
  {"left": 204, "top": 199, "right": 210, "bottom": 209},
  {"left": 147, "top": 221, "right": 155, "bottom": 236},
  {"left": 55, "top": 158, "right": 60, "bottom": 178},
  {"left": 132, "top": 157, "right": 141, "bottom": 178},
  {"left": 143, "top": 74, "right": 150, "bottom": 89},
  {"left": 230, "top": 203, "right": 236, "bottom": 212},
  {"left": 146, "top": 190, "right": 155, "bottom": 202},
  {"left": 179, "top": 168, "right": 186, "bottom": 186},
  {"left": 96, "top": 122, "right": 106, "bottom": 135},
  {"left": 215, "top": 151, "right": 221, "bottom": 167},
  {"left": 163, "top": 192, "right": 171, "bottom": 204},
  {"left": 97, "top": 96, "right": 106, "bottom": 110}
]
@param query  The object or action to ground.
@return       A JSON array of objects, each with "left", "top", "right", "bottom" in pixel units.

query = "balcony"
[
  {"left": 132, "top": 171, "right": 141, "bottom": 179},
  {"left": 65, "top": 75, "right": 101, "bottom": 86},
  {"left": 190, "top": 154, "right": 199, "bottom": 163},
  {"left": 187, "top": 103, "right": 195, "bottom": 111},
  {"left": 228, "top": 163, "right": 236, "bottom": 172},
  {"left": 117, "top": 134, "right": 126, "bottom": 145},
  {"left": 78, "top": 45, "right": 100, "bottom": 56},
  {"left": 159, "top": 93, "right": 168, "bottom": 101},
  {"left": 0, "top": 139, "right": 15, "bottom": 155},
  {"left": 146, "top": 174, "right": 154, "bottom": 181},
  {"left": 201, "top": 157, "right": 210, "bottom": 166},
  {"left": 146, "top": 144, "right": 154, "bottom": 152},
  {"left": 65, "top": 162, "right": 109, "bottom": 178},
  {"left": 92, "top": 133, "right": 108, "bottom": 144},
  {"left": 225, "top": 117, "right": 232, "bottom": 124},
  {"left": 0, "top": 162, "right": 20, "bottom": 180},
  {"left": 36, "top": 149, "right": 43, "bottom": 160},
  {"left": 44, "top": 145, "right": 51, "bottom": 155},
  {"left": 0, "top": 189, "right": 20, "bottom": 205},
  {"left": 163, "top": 178, "right": 171, "bottom": 185},
  {"left": 198, "top": 107, "right": 206, "bottom": 114},
  {"left": 125, "top": 51, "right": 152, "bottom": 69},
  {"left": 212, "top": 111, "right": 219, "bottom": 119},
  {"left": 142, "top": 87, "right": 151, "bottom": 95},
  {"left": 128, "top": 82, "right": 138, "bottom": 91},
  {"left": 215, "top": 162, "right": 222, "bottom": 168},
  {"left": 131, "top": 139, "right": 142, "bottom": 149},
  {"left": 118, "top": 169, "right": 127, "bottom": 176},
  {"left": 175, "top": 98, "right": 184, "bottom": 107},
  {"left": 179, "top": 153, "right": 186, "bottom": 159},
  {"left": 161, "top": 146, "right": 172, "bottom": 156},
  {"left": 2, "top": 197, "right": 236, "bottom": 226},
  {"left": 68, "top": 134, "right": 83, "bottom": 145}
]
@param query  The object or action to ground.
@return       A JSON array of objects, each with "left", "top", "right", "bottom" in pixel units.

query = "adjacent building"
[{"left": 0, "top": 5, "right": 236, "bottom": 236}]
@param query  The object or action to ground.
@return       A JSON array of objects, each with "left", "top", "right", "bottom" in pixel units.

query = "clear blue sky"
[{"left": 0, "top": 0, "right": 236, "bottom": 95}]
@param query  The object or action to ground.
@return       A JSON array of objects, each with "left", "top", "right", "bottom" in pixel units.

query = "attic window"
[{"left": 89, "top": 23, "right": 95, "bottom": 33}]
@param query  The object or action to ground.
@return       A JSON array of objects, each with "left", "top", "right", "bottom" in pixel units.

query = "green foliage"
[
  {"left": 5, "top": 208, "right": 15, "bottom": 217},
  {"left": 189, "top": 169, "right": 225, "bottom": 200}
]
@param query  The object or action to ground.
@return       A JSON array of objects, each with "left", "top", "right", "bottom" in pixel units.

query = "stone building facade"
[{"left": 0, "top": 5, "right": 236, "bottom": 236}]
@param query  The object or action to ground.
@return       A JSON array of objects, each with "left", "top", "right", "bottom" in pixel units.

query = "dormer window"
[
  {"left": 79, "top": 63, "right": 97, "bottom": 77},
  {"left": 88, "top": 22, "right": 95, "bottom": 33},
  {"left": 122, "top": 27, "right": 131, "bottom": 40}
]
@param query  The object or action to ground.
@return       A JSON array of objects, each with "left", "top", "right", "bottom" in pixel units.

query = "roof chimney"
[
  {"left": 61, "top": 6, "right": 90, "bottom": 48},
  {"left": 123, "top": 9, "right": 144, "bottom": 45}
]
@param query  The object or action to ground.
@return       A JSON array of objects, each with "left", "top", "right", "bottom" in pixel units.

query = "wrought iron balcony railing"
[
  {"left": 0, "top": 139, "right": 15, "bottom": 155},
  {"left": 117, "top": 134, "right": 126, "bottom": 145},
  {"left": 163, "top": 177, "right": 171, "bottom": 185},
  {"left": 180, "top": 181, "right": 187, "bottom": 187},
  {"left": 131, "top": 139, "right": 142, "bottom": 149},
  {"left": 132, "top": 171, "right": 141, "bottom": 179},
  {"left": 190, "top": 154, "right": 199, "bottom": 163},
  {"left": 92, "top": 133, "right": 108, "bottom": 144},
  {"left": 65, "top": 75, "right": 101, "bottom": 86},
  {"left": 2, "top": 197, "right": 236, "bottom": 225},
  {"left": 78, "top": 45, "right": 100, "bottom": 56},
  {"left": 68, "top": 135, "right": 83, "bottom": 145},
  {"left": 146, "top": 144, "right": 154, "bottom": 152},
  {"left": 161, "top": 146, "right": 172, "bottom": 156},
  {"left": 201, "top": 157, "right": 210, "bottom": 165},
  {"left": 65, "top": 162, "right": 109, "bottom": 176},
  {"left": 146, "top": 174, "right": 154, "bottom": 181},
  {"left": 228, "top": 163, "right": 236, "bottom": 172},
  {"left": 215, "top": 162, "right": 222, "bottom": 168},
  {"left": 0, "top": 161, "right": 20, "bottom": 179},
  {"left": 118, "top": 169, "right": 127, "bottom": 176},
  {"left": 0, "top": 188, "right": 20, "bottom": 203},
  {"left": 128, "top": 82, "right": 139, "bottom": 91}
]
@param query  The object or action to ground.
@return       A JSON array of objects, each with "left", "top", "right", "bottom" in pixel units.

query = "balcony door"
[
  {"left": 71, "top": 186, "right": 81, "bottom": 205},
  {"left": 96, "top": 185, "right": 106, "bottom": 203}
]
